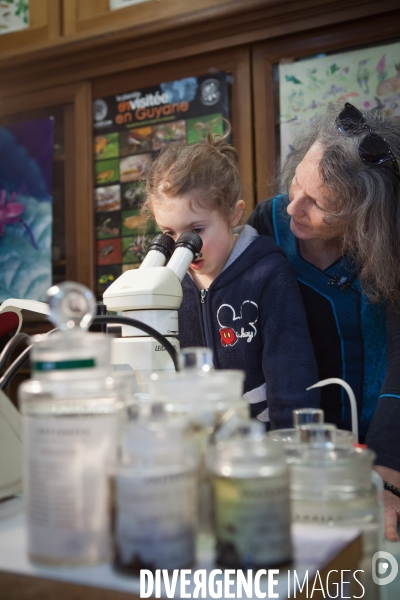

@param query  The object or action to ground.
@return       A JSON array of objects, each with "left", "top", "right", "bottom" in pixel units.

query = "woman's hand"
[{"left": 374, "top": 465, "right": 400, "bottom": 541}]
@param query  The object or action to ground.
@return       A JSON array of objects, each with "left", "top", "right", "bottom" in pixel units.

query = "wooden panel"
[
  {"left": 74, "top": 82, "right": 95, "bottom": 290},
  {"left": 93, "top": 47, "right": 254, "bottom": 215},
  {"left": 0, "top": 0, "right": 61, "bottom": 58},
  {"left": 252, "top": 12, "right": 400, "bottom": 203},
  {"left": 0, "top": 82, "right": 94, "bottom": 292},
  {"left": 63, "top": 0, "right": 253, "bottom": 37},
  {"left": 0, "top": 1, "right": 397, "bottom": 100},
  {"left": 252, "top": 53, "right": 276, "bottom": 203}
]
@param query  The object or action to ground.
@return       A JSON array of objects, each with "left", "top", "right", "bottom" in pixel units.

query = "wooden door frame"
[
  {"left": 0, "top": 82, "right": 94, "bottom": 291},
  {"left": 252, "top": 10, "right": 400, "bottom": 203}
]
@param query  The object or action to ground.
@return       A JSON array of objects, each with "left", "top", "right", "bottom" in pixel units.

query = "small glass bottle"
[
  {"left": 111, "top": 408, "right": 198, "bottom": 573},
  {"left": 207, "top": 420, "right": 292, "bottom": 569},
  {"left": 18, "top": 282, "right": 123, "bottom": 566}
]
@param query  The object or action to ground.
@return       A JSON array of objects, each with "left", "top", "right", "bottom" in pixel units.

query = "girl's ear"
[{"left": 230, "top": 199, "right": 245, "bottom": 227}]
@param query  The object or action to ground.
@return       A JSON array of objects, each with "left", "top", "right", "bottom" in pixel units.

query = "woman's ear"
[{"left": 230, "top": 199, "right": 245, "bottom": 227}]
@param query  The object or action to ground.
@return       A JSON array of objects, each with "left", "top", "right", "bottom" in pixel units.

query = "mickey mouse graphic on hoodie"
[{"left": 179, "top": 224, "right": 320, "bottom": 429}]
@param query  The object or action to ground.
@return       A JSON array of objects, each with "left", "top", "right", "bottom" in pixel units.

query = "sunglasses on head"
[{"left": 336, "top": 102, "right": 399, "bottom": 175}]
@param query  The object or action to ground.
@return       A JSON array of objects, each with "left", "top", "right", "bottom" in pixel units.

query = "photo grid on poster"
[{"left": 93, "top": 72, "right": 230, "bottom": 299}]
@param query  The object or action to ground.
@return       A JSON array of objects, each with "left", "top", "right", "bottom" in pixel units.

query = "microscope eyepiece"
[
  {"left": 147, "top": 233, "right": 176, "bottom": 261},
  {"left": 175, "top": 232, "right": 203, "bottom": 256},
  {"left": 166, "top": 232, "right": 203, "bottom": 281}
]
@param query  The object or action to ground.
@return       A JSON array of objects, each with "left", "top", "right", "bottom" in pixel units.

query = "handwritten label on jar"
[
  {"left": 114, "top": 467, "right": 197, "bottom": 572},
  {"left": 24, "top": 414, "right": 118, "bottom": 565},
  {"left": 212, "top": 474, "right": 292, "bottom": 568}
]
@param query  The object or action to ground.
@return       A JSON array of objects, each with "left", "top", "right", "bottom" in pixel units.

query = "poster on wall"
[
  {"left": 0, "top": 0, "right": 29, "bottom": 36},
  {"left": 0, "top": 118, "right": 54, "bottom": 302},
  {"left": 279, "top": 40, "right": 400, "bottom": 160},
  {"left": 93, "top": 71, "right": 230, "bottom": 298}
]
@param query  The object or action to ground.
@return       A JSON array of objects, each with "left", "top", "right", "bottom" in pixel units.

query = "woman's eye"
[{"left": 192, "top": 228, "right": 203, "bottom": 234}]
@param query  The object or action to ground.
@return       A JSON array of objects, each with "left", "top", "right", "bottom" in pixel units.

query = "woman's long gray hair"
[{"left": 280, "top": 104, "right": 400, "bottom": 305}]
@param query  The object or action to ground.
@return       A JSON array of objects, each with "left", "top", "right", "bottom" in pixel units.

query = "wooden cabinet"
[
  {"left": 0, "top": 0, "right": 398, "bottom": 296},
  {"left": 0, "top": 0, "right": 61, "bottom": 59},
  {"left": 62, "top": 0, "right": 253, "bottom": 38}
]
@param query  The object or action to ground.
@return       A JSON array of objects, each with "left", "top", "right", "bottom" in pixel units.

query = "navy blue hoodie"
[{"left": 178, "top": 225, "right": 320, "bottom": 429}]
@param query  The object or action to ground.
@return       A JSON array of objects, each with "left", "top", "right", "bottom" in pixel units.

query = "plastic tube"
[
  {"left": 0, "top": 315, "right": 180, "bottom": 391},
  {"left": 307, "top": 377, "right": 358, "bottom": 443}
]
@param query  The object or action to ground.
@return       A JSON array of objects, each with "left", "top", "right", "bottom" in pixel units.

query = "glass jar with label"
[
  {"left": 20, "top": 377, "right": 123, "bottom": 566},
  {"left": 207, "top": 419, "right": 292, "bottom": 569},
  {"left": 111, "top": 410, "right": 198, "bottom": 573},
  {"left": 18, "top": 282, "right": 123, "bottom": 566}
]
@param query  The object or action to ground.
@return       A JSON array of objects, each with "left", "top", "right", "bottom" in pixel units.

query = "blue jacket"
[{"left": 178, "top": 225, "right": 320, "bottom": 429}]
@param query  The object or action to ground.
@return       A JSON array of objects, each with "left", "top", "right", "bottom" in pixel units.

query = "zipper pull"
[{"left": 200, "top": 289, "right": 208, "bottom": 304}]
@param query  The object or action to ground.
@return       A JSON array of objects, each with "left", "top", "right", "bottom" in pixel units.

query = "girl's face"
[{"left": 152, "top": 191, "right": 244, "bottom": 288}]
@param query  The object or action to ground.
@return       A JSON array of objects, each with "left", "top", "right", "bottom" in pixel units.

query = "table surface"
[{"left": 0, "top": 496, "right": 365, "bottom": 599}]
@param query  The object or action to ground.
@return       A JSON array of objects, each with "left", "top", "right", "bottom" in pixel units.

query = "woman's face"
[{"left": 287, "top": 143, "right": 342, "bottom": 240}]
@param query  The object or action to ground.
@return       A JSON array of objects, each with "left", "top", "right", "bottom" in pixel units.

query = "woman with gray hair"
[{"left": 248, "top": 103, "right": 400, "bottom": 540}]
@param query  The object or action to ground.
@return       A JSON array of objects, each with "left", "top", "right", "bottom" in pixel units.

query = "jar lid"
[
  {"left": 148, "top": 369, "right": 245, "bottom": 411},
  {"left": 119, "top": 417, "right": 196, "bottom": 470},
  {"left": 30, "top": 282, "right": 110, "bottom": 379},
  {"left": 292, "top": 408, "right": 324, "bottom": 427},
  {"left": 207, "top": 418, "right": 286, "bottom": 475}
]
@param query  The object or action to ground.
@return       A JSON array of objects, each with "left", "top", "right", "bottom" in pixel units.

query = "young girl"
[{"left": 143, "top": 132, "right": 320, "bottom": 429}]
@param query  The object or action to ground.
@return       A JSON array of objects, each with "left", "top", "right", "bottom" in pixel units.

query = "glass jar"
[
  {"left": 207, "top": 420, "right": 292, "bottom": 569},
  {"left": 290, "top": 442, "right": 379, "bottom": 599},
  {"left": 19, "top": 375, "right": 123, "bottom": 566},
  {"left": 111, "top": 411, "right": 198, "bottom": 573},
  {"left": 148, "top": 369, "right": 246, "bottom": 532}
]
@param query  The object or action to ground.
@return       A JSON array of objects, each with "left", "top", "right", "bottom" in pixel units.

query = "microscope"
[{"left": 103, "top": 231, "right": 202, "bottom": 387}]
